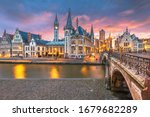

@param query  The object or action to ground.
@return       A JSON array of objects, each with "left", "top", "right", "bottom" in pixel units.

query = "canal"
[{"left": 0, "top": 64, "right": 131, "bottom": 99}]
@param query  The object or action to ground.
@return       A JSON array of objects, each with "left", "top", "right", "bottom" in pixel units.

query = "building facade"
[
  {"left": 12, "top": 28, "right": 42, "bottom": 57},
  {"left": 117, "top": 28, "right": 143, "bottom": 52},
  {"left": 64, "top": 9, "right": 95, "bottom": 58},
  {"left": 0, "top": 9, "right": 98, "bottom": 59},
  {"left": 0, "top": 30, "right": 13, "bottom": 58}
]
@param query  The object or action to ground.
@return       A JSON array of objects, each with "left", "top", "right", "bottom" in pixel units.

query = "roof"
[
  {"left": 0, "top": 31, "right": 12, "bottom": 43},
  {"left": 46, "top": 40, "right": 64, "bottom": 46},
  {"left": 73, "top": 26, "right": 91, "bottom": 38},
  {"left": 19, "top": 30, "right": 41, "bottom": 43},
  {"left": 35, "top": 39, "right": 49, "bottom": 45},
  {"left": 8, "top": 34, "right": 14, "bottom": 40}
]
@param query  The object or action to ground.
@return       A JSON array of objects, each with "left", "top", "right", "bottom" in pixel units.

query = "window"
[
  {"left": 38, "top": 47, "right": 40, "bottom": 51},
  {"left": 124, "top": 42, "right": 129, "bottom": 46},
  {"left": 32, "top": 47, "right": 35, "bottom": 51},
  {"left": 16, "top": 35, "right": 19, "bottom": 38},
  {"left": 60, "top": 47, "right": 63, "bottom": 53}
]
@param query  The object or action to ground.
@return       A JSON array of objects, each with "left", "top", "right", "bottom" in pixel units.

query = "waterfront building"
[
  {"left": 1, "top": 9, "right": 97, "bottom": 58},
  {"left": 117, "top": 28, "right": 143, "bottom": 52},
  {"left": 0, "top": 30, "right": 13, "bottom": 58},
  {"left": 24, "top": 38, "right": 48, "bottom": 58},
  {"left": 99, "top": 29, "right": 105, "bottom": 43},
  {"left": 12, "top": 28, "right": 41, "bottom": 57},
  {"left": 64, "top": 9, "right": 95, "bottom": 58},
  {"left": 141, "top": 38, "right": 150, "bottom": 52},
  {"left": 46, "top": 14, "right": 65, "bottom": 58},
  {"left": 94, "top": 38, "right": 100, "bottom": 53},
  {"left": 99, "top": 29, "right": 106, "bottom": 52},
  {"left": 105, "top": 33, "right": 113, "bottom": 51}
]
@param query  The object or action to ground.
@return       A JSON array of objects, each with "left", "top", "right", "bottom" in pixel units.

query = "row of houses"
[
  {"left": 99, "top": 28, "right": 148, "bottom": 53},
  {"left": 0, "top": 9, "right": 99, "bottom": 58},
  {"left": 0, "top": 28, "right": 65, "bottom": 58}
]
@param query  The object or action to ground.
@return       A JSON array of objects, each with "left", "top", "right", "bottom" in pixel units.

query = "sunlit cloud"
[
  {"left": 119, "top": 9, "right": 135, "bottom": 16},
  {"left": 0, "top": 0, "right": 150, "bottom": 40}
]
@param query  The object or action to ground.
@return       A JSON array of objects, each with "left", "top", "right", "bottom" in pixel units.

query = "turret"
[{"left": 76, "top": 17, "right": 79, "bottom": 34}]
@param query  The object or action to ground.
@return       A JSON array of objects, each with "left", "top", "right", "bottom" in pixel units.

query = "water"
[
  {"left": 0, "top": 64, "right": 105, "bottom": 79},
  {"left": 0, "top": 64, "right": 131, "bottom": 99}
]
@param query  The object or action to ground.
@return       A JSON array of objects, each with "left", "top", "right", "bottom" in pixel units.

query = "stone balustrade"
[{"left": 111, "top": 52, "right": 150, "bottom": 78}]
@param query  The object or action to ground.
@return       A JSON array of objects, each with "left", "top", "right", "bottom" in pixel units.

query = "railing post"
[
  {"left": 135, "top": 57, "right": 139, "bottom": 75},
  {"left": 128, "top": 55, "right": 132, "bottom": 69}
]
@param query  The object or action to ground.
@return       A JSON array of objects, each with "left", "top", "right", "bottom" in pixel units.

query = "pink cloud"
[
  {"left": 119, "top": 9, "right": 135, "bottom": 16},
  {"left": 22, "top": 12, "right": 54, "bottom": 25},
  {"left": 16, "top": 13, "right": 150, "bottom": 40}
]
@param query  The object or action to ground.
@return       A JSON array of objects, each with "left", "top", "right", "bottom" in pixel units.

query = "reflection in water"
[
  {"left": 49, "top": 66, "right": 60, "bottom": 79},
  {"left": 13, "top": 64, "right": 26, "bottom": 79},
  {"left": 81, "top": 66, "right": 88, "bottom": 77}
]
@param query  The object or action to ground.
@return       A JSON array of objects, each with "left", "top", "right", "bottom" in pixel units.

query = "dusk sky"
[{"left": 0, "top": 0, "right": 150, "bottom": 40}]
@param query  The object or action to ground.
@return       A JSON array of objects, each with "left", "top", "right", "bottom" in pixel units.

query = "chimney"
[{"left": 28, "top": 32, "right": 31, "bottom": 42}]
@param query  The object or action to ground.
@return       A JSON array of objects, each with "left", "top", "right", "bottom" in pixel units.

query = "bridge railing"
[{"left": 111, "top": 52, "right": 150, "bottom": 77}]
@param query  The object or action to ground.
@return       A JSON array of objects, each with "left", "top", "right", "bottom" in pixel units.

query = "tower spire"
[
  {"left": 126, "top": 27, "right": 128, "bottom": 33},
  {"left": 54, "top": 14, "right": 59, "bottom": 26},
  {"left": 91, "top": 25, "right": 94, "bottom": 36},
  {"left": 4, "top": 29, "right": 6, "bottom": 35},
  {"left": 76, "top": 17, "right": 79, "bottom": 28},
  {"left": 64, "top": 8, "right": 74, "bottom": 30},
  {"left": 91, "top": 25, "right": 94, "bottom": 42}
]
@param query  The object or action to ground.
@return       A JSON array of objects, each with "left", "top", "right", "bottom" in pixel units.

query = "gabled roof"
[
  {"left": 0, "top": 30, "right": 12, "bottom": 43},
  {"left": 73, "top": 26, "right": 91, "bottom": 39},
  {"left": 8, "top": 34, "right": 14, "bottom": 40}
]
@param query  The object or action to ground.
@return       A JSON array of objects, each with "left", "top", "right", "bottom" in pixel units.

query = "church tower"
[
  {"left": 64, "top": 8, "right": 74, "bottom": 58},
  {"left": 54, "top": 14, "right": 59, "bottom": 41},
  {"left": 90, "top": 25, "right": 94, "bottom": 43}
]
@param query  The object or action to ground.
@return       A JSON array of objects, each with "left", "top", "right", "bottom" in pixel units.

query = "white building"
[
  {"left": 12, "top": 28, "right": 42, "bottom": 57},
  {"left": 64, "top": 9, "right": 95, "bottom": 58},
  {"left": 117, "top": 28, "right": 144, "bottom": 52}
]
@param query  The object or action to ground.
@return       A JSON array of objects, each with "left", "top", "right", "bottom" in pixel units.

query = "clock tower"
[{"left": 54, "top": 14, "right": 59, "bottom": 41}]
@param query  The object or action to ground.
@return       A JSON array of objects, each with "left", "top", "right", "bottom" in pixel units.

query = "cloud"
[{"left": 119, "top": 9, "right": 135, "bottom": 16}]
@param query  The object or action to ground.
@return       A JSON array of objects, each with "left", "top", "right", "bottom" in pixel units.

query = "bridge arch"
[{"left": 111, "top": 68, "right": 132, "bottom": 99}]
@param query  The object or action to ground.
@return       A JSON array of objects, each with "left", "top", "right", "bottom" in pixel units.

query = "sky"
[{"left": 0, "top": 0, "right": 150, "bottom": 40}]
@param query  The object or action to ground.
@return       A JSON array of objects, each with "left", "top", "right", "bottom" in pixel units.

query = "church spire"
[
  {"left": 64, "top": 8, "right": 74, "bottom": 30},
  {"left": 4, "top": 29, "right": 6, "bottom": 35},
  {"left": 54, "top": 14, "right": 59, "bottom": 26},
  {"left": 76, "top": 17, "right": 79, "bottom": 28},
  {"left": 91, "top": 25, "right": 94, "bottom": 36},
  {"left": 126, "top": 27, "right": 128, "bottom": 33},
  {"left": 91, "top": 25, "right": 94, "bottom": 42}
]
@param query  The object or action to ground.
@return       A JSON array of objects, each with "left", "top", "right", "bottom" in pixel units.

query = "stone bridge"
[{"left": 101, "top": 52, "right": 150, "bottom": 100}]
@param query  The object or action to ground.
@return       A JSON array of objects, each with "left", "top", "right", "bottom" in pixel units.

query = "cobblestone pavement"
[{"left": 0, "top": 79, "right": 119, "bottom": 100}]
